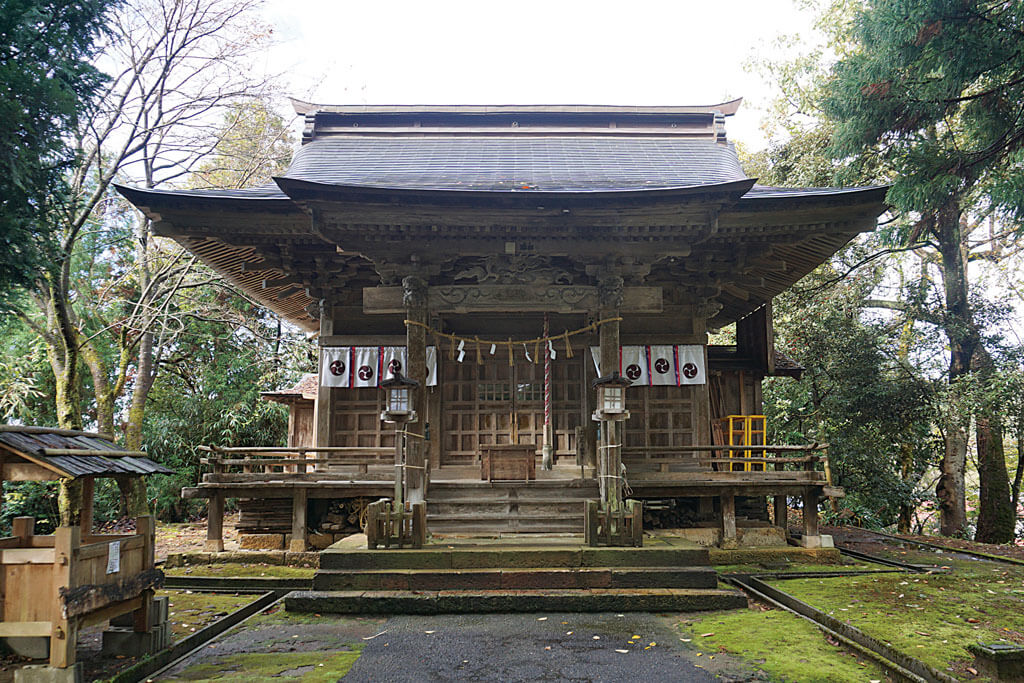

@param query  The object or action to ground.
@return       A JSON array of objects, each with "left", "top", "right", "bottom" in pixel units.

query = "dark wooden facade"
[{"left": 119, "top": 101, "right": 885, "bottom": 550}]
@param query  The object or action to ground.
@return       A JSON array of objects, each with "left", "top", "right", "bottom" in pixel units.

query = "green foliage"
[
  {"left": 141, "top": 296, "right": 294, "bottom": 520},
  {"left": 822, "top": 0, "right": 1024, "bottom": 218},
  {"left": 0, "top": 0, "right": 111, "bottom": 295},
  {"left": 767, "top": 246, "right": 939, "bottom": 527},
  {"left": 1, "top": 481, "right": 59, "bottom": 534}
]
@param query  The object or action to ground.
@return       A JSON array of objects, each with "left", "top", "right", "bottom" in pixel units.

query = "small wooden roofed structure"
[
  {"left": 0, "top": 426, "right": 171, "bottom": 673},
  {"left": 116, "top": 100, "right": 885, "bottom": 550},
  {"left": 0, "top": 425, "right": 172, "bottom": 482}
]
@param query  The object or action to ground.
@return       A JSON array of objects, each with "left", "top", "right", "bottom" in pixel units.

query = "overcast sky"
[{"left": 261, "top": 0, "right": 820, "bottom": 149}]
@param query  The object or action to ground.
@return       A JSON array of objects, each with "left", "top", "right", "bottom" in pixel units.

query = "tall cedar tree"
[
  {"left": 822, "top": 0, "right": 1024, "bottom": 541},
  {"left": 0, "top": 0, "right": 110, "bottom": 296}
]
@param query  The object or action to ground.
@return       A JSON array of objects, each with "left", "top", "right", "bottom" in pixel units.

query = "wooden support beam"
[
  {"left": 41, "top": 448, "right": 147, "bottom": 457},
  {"left": 50, "top": 525, "right": 79, "bottom": 668},
  {"left": 205, "top": 492, "right": 225, "bottom": 553},
  {"left": 314, "top": 310, "right": 335, "bottom": 450},
  {"left": 803, "top": 487, "right": 820, "bottom": 539},
  {"left": 80, "top": 477, "right": 95, "bottom": 536},
  {"left": 719, "top": 491, "right": 737, "bottom": 550},
  {"left": 404, "top": 276, "right": 428, "bottom": 504},
  {"left": 0, "top": 425, "right": 114, "bottom": 441},
  {"left": 774, "top": 494, "right": 789, "bottom": 533},
  {"left": 289, "top": 488, "right": 308, "bottom": 552},
  {"left": 12, "top": 516, "right": 34, "bottom": 544}
]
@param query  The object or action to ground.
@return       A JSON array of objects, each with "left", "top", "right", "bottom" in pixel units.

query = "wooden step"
[
  {"left": 285, "top": 588, "right": 747, "bottom": 614},
  {"left": 313, "top": 566, "right": 719, "bottom": 591},
  {"left": 319, "top": 544, "right": 711, "bottom": 570}
]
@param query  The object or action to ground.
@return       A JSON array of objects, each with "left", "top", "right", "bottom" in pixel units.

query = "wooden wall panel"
[{"left": 330, "top": 389, "right": 395, "bottom": 449}]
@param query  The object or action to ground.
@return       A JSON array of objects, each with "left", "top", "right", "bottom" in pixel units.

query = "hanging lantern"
[
  {"left": 381, "top": 372, "right": 419, "bottom": 423},
  {"left": 592, "top": 371, "right": 631, "bottom": 421}
]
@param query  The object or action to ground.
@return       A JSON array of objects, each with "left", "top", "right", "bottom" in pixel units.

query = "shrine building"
[{"left": 117, "top": 100, "right": 886, "bottom": 552}]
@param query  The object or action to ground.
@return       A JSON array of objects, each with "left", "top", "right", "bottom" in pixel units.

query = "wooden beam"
[
  {"left": 364, "top": 285, "right": 662, "bottom": 315},
  {"left": 41, "top": 448, "right": 147, "bottom": 457},
  {"left": 0, "top": 622, "right": 53, "bottom": 637},
  {"left": 0, "top": 425, "right": 114, "bottom": 441},
  {"left": 81, "top": 476, "right": 95, "bottom": 536},
  {"left": 2, "top": 462, "right": 61, "bottom": 481}
]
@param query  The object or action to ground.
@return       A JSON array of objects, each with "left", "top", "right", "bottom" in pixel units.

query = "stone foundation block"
[
  {"left": 308, "top": 533, "right": 334, "bottom": 549},
  {"left": 101, "top": 619, "right": 169, "bottom": 658},
  {"left": 969, "top": 642, "right": 1024, "bottom": 681},
  {"left": 799, "top": 534, "right": 834, "bottom": 549},
  {"left": 14, "top": 664, "right": 82, "bottom": 683},
  {"left": 239, "top": 534, "right": 284, "bottom": 550}
]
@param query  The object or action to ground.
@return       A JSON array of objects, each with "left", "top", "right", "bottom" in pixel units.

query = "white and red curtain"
[
  {"left": 320, "top": 347, "right": 438, "bottom": 388},
  {"left": 589, "top": 345, "right": 706, "bottom": 386}
]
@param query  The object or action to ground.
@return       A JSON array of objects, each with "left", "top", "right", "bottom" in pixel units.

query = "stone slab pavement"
[{"left": 158, "top": 609, "right": 763, "bottom": 682}]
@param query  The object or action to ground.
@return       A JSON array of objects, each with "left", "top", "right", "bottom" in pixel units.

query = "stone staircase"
[
  {"left": 426, "top": 480, "right": 596, "bottom": 535},
  {"left": 286, "top": 537, "right": 748, "bottom": 615}
]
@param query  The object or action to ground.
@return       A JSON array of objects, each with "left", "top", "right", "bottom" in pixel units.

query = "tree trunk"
[
  {"left": 897, "top": 442, "right": 915, "bottom": 534},
  {"left": 1011, "top": 410, "right": 1024, "bottom": 517},
  {"left": 934, "top": 202, "right": 976, "bottom": 537},
  {"left": 122, "top": 329, "right": 156, "bottom": 517},
  {"left": 976, "top": 413, "right": 1013, "bottom": 542},
  {"left": 974, "top": 346, "right": 1014, "bottom": 543}
]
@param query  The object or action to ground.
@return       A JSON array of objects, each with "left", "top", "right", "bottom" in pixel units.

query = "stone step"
[
  {"left": 285, "top": 588, "right": 747, "bottom": 615},
  {"left": 427, "top": 518, "right": 583, "bottom": 535},
  {"left": 427, "top": 501, "right": 587, "bottom": 515},
  {"left": 313, "top": 566, "right": 719, "bottom": 591},
  {"left": 319, "top": 545, "right": 711, "bottom": 571}
]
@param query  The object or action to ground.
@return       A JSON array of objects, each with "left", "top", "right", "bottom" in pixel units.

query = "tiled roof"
[
  {"left": 277, "top": 136, "right": 747, "bottom": 193},
  {"left": 119, "top": 138, "right": 883, "bottom": 200}
]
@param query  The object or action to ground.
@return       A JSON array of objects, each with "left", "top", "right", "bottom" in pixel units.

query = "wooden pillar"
[
  {"left": 289, "top": 488, "right": 308, "bottom": 552},
  {"left": 774, "top": 494, "right": 789, "bottom": 532},
  {"left": 12, "top": 516, "right": 34, "bottom": 545},
  {"left": 698, "top": 497, "right": 714, "bottom": 520},
  {"left": 133, "top": 515, "right": 154, "bottom": 633},
  {"left": 403, "top": 276, "right": 428, "bottom": 504},
  {"left": 314, "top": 306, "right": 335, "bottom": 450},
  {"left": 80, "top": 476, "right": 95, "bottom": 538},
  {"left": 720, "top": 490, "right": 738, "bottom": 549},
  {"left": 205, "top": 491, "right": 224, "bottom": 552},
  {"left": 596, "top": 273, "right": 623, "bottom": 494},
  {"left": 803, "top": 487, "right": 820, "bottom": 539},
  {"left": 50, "top": 525, "right": 79, "bottom": 668},
  {"left": 597, "top": 274, "right": 622, "bottom": 376}
]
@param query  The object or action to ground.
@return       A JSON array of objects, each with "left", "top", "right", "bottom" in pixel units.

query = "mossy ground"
[
  {"left": 170, "top": 649, "right": 362, "bottom": 681},
  {"left": 158, "top": 590, "right": 261, "bottom": 638},
  {"left": 775, "top": 558, "right": 1024, "bottom": 677},
  {"left": 677, "top": 608, "right": 891, "bottom": 682},
  {"left": 248, "top": 603, "right": 387, "bottom": 629},
  {"left": 713, "top": 560, "right": 885, "bottom": 575},
  {"left": 163, "top": 563, "right": 316, "bottom": 578}
]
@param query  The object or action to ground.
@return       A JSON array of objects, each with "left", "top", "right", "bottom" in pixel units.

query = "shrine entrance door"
[{"left": 439, "top": 355, "right": 582, "bottom": 467}]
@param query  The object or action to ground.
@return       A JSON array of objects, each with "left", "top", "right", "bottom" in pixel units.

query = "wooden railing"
[
  {"left": 621, "top": 443, "right": 831, "bottom": 481},
  {"left": 199, "top": 446, "right": 394, "bottom": 478}
]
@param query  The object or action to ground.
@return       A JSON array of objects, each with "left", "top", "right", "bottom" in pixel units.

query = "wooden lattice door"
[{"left": 440, "top": 355, "right": 581, "bottom": 465}]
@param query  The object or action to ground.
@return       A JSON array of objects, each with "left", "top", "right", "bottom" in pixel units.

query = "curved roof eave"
[{"left": 271, "top": 176, "right": 760, "bottom": 204}]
